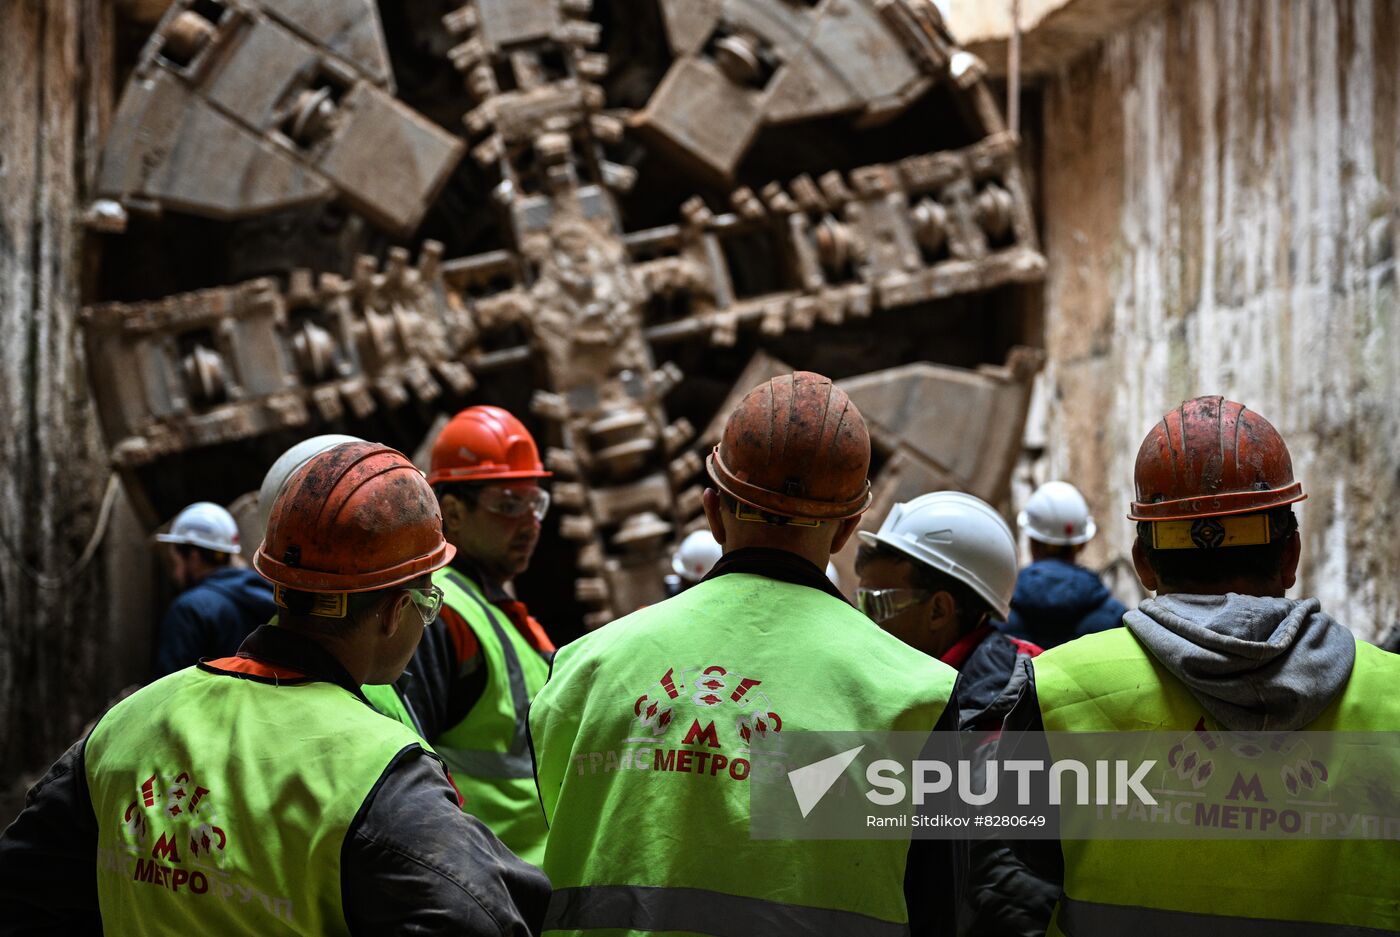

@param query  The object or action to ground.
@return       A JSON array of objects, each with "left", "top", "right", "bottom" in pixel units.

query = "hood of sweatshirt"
[
  {"left": 1010, "top": 559, "right": 1114, "bottom": 626},
  {"left": 198, "top": 566, "right": 276, "bottom": 617},
  {"left": 1124, "top": 593, "right": 1356, "bottom": 731}
]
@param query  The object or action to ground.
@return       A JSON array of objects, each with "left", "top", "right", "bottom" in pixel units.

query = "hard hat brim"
[
  {"left": 254, "top": 542, "right": 456, "bottom": 594},
  {"left": 1127, "top": 487, "right": 1306, "bottom": 523},
  {"left": 707, "top": 449, "right": 871, "bottom": 521},
  {"left": 1017, "top": 510, "right": 1098, "bottom": 546},
  {"left": 857, "top": 529, "right": 1012, "bottom": 620},
  {"left": 154, "top": 531, "right": 239, "bottom": 554},
  {"left": 426, "top": 467, "right": 553, "bottom": 486}
]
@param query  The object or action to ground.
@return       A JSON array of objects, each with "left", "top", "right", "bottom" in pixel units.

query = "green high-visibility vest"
[
  {"left": 362, "top": 681, "right": 419, "bottom": 733},
  {"left": 85, "top": 663, "right": 434, "bottom": 935},
  {"left": 532, "top": 572, "right": 959, "bottom": 936},
  {"left": 1033, "top": 627, "right": 1400, "bottom": 935},
  {"left": 433, "top": 566, "right": 552, "bottom": 865}
]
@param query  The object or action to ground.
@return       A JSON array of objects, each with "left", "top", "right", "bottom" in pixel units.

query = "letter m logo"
[
  {"left": 151, "top": 831, "right": 182, "bottom": 863},
  {"left": 682, "top": 719, "right": 721, "bottom": 749},
  {"left": 1226, "top": 772, "right": 1266, "bottom": 802}
]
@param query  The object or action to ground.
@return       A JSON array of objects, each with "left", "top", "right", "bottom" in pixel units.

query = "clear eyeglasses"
[
  {"left": 856, "top": 587, "right": 933, "bottom": 624},
  {"left": 478, "top": 486, "right": 551, "bottom": 522},
  {"left": 406, "top": 585, "right": 445, "bottom": 627}
]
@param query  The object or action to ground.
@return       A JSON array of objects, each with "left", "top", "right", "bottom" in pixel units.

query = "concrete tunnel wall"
[{"left": 1030, "top": 0, "right": 1400, "bottom": 640}]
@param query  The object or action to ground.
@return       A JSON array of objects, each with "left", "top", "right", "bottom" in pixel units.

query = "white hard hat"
[
  {"left": 257, "top": 434, "right": 365, "bottom": 533},
  {"left": 156, "top": 502, "right": 241, "bottom": 554},
  {"left": 672, "top": 530, "right": 723, "bottom": 582},
  {"left": 1018, "top": 480, "right": 1097, "bottom": 546},
  {"left": 858, "top": 491, "right": 1017, "bottom": 619}
]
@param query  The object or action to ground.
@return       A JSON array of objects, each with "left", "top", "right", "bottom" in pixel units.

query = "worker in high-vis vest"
[
  {"left": 0, "top": 442, "right": 549, "bottom": 935},
  {"left": 531, "top": 371, "right": 964, "bottom": 936},
  {"left": 398, "top": 405, "right": 557, "bottom": 866},
  {"left": 255, "top": 433, "right": 426, "bottom": 734},
  {"left": 1006, "top": 396, "right": 1400, "bottom": 935},
  {"left": 855, "top": 492, "right": 1051, "bottom": 937}
]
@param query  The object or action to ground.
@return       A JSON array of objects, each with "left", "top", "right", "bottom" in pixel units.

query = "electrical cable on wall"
[{"left": 0, "top": 473, "right": 120, "bottom": 590}]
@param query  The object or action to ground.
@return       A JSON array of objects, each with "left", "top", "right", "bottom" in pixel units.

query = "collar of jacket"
[
  {"left": 445, "top": 554, "right": 545, "bottom": 639},
  {"left": 449, "top": 554, "right": 514, "bottom": 605},
  {"left": 223, "top": 624, "right": 370, "bottom": 703},
  {"left": 699, "top": 546, "right": 849, "bottom": 604},
  {"left": 939, "top": 622, "right": 996, "bottom": 670}
]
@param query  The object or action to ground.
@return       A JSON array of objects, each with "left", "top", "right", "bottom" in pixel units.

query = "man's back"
[
  {"left": 1002, "top": 559, "right": 1124, "bottom": 650},
  {"left": 531, "top": 564, "right": 959, "bottom": 935},
  {"left": 2, "top": 629, "right": 551, "bottom": 936},
  {"left": 88, "top": 661, "right": 425, "bottom": 934},
  {"left": 153, "top": 567, "right": 275, "bottom": 676},
  {"left": 1019, "top": 600, "right": 1400, "bottom": 934}
]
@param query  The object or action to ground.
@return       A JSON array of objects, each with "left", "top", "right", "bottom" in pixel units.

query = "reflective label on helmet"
[{"left": 1150, "top": 514, "right": 1272, "bottom": 550}]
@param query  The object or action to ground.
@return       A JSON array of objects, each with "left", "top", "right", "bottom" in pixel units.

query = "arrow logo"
[{"left": 787, "top": 745, "right": 864, "bottom": 818}]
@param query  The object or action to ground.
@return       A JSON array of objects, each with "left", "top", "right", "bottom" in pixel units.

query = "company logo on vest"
[
  {"left": 100, "top": 766, "right": 299, "bottom": 922},
  {"left": 115, "top": 768, "right": 227, "bottom": 896},
  {"left": 569, "top": 662, "right": 784, "bottom": 782}
]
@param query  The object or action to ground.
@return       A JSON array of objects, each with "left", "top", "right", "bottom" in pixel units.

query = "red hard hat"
[
  {"left": 426, "top": 405, "right": 551, "bottom": 486},
  {"left": 255, "top": 442, "right": 455, "bottom": 593},
  {"left": 706, "top": 371, "right": 872, "bottom": 520},
  {"left": 1129, "top": 396, "right": 1306, "bottom": 522}
]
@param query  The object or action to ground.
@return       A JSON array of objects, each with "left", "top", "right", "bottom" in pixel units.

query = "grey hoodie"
[{"left": 1124, "top": 593, "right": 1356, "bottom": 731}]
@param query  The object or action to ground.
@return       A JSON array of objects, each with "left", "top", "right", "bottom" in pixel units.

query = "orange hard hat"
[
  {"left": 706, "top": 371, "right": 872, "bottom": 520},
  {"left": 1128, "top": 396, "right": 1306, "bottom": 522},
  {"left": 426, "top": 405, "right": 551, "bottom": 486},
  {"left": 255, "top": 442, "right": 455, "bottom": 593}
]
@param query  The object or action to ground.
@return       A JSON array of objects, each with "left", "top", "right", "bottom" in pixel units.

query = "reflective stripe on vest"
[
  {"left": 434, "top": 567, "right": 552, "bottom": 865},
  {"left": 547, "top": 884, "right": 911, "bottom": 937},
  {"left": 531, "top": 573, "right": 959, "bottom": 934},
  {"left": 438, "top": 568, "right": 534, "bottom": 779},
  {"left": 1057, "top": 896, "right": 1400, "bottom": 937},
  {"left": 1034, "top": 631, "right": 1400, "bottom": 935}
]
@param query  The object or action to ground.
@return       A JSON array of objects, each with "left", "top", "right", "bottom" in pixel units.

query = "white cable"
[{"left": 0, "top": 472, "right": 121, "bottom": 589}]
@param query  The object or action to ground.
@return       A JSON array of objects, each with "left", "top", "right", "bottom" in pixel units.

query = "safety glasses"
[
  {"left": 856, "top": 587, "right": 933, "bottom": 624},
  {"left": 406, "top": 585, "right": 445, "bottom": 627},
  {"left": 478, "top": 486, "right": 551, "bottom": 522}
]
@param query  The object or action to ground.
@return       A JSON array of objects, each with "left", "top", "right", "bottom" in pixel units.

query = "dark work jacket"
[
  {"left": 152, "top": 567, "right": 276, "bottom": 678},
  {"left": 0, "top": 626, "right": 550, "bottom": 936},
  {"left": 939, "top": 625, "right": 1057, "bottom": 937},
  {"left": 1001, "top": 559, "right": 1127, "bottom": 651},
  {"left": 943, "top": 623, "right": 1039, "bottom": 732},
  {"left": 703, "top": 548, "right": 968, "bottom": 937}
]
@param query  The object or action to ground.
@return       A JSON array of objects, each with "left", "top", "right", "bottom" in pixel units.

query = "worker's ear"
[
  {"left": 829, "top": 516, "right": 861, "bottom": 554},
  {"left": 928, "top": 591, "right": 958, "bottom": 632},
  {"left": 440, "top": 492, "right": 466, "bottom": 533},
  {"left": 1280, "top": 530, "right": 1301, "bottom": 591},
  {"left": 380, "top": 591, "right": 413, "bottom": 638},
  {"left": 702, "top": 488, "right": 727, "bottom": 546},
  {"left": 1131, "top": 539, "right": 1159, "bottom": 593}
]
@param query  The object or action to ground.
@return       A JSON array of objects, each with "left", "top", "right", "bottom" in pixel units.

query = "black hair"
[
  {"left": 173, "top": 543, "right": 231, "bottom": 567},
  {"left": 1030, "top": 541, "right": 1078, "bottom": 562},
  {"left": 433, "top": 483, "right": 482, "bottom": 509},
  {"left": 1136, "top": 507, "right": 1298, "bottom": 590},
  {"left": 854, "top": 541, "right": 993, "bottom": 634},
  {"left": 278, "top": 574, "right": 433, "bottom": 634}
]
